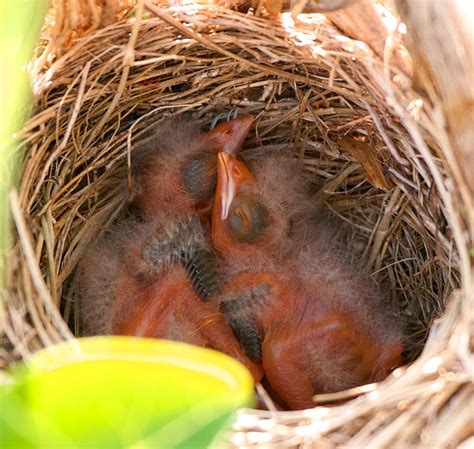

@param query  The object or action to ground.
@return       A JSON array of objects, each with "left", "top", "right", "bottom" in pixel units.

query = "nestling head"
[
  {"left": 131, "top": 115, "right": 254, "bottom": 218},
  {"left": 212, "top": 151, "right": 312, "bottom": 256},
  {"left": 181, "top": 115, "right": 255, "bottom": 205}
]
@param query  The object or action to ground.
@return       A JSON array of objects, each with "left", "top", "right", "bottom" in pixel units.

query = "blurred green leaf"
[
  {"left": 0, "top": 337, "right": 254, "bottom": 448},
  {"left": 0, "top": 0, "right": 48, "bottom": 287}
]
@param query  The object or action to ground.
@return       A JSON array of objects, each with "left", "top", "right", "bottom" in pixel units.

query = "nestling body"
[
  {"left": 211, "top": 152, "right": 403, "bottom": 409},
  {"left": 78, "top": 115, "right": 263, "bottom": 381}
]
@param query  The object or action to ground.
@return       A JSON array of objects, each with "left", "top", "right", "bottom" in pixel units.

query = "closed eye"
[
  {"left": 181, "top": 154, "right": 216, "bottom": 201},
  {"left": 226, "top": 195, "right": 268, "bottom": 244}
]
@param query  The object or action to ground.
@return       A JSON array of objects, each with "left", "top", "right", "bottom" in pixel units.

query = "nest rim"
[{"left": 3, "top": 3, "right": 472, "bottom": 448}]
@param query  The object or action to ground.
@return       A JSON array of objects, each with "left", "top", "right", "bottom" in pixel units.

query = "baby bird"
[
  {"left": 78, "top": 115, "right": 263, "bottom": 382},
  {"left": 80, "top": 115, "right": 254, "bottom": 332},
  {"left": 128, "top": 114, "right": 254, "bottom": 302},
  {"left": 211, "top": 152, "right": 403, "bottom": 409},
  {"left": 131, "top": 114, "right": 254, "bottom": 219},
  {"left": 113, "top": 215, "right": 263, "bottom": 381}
]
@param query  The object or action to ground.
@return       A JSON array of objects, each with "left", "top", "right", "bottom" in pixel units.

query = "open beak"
[
  {"left": 207, "top": 115, "right": 254, "bottom": 155},
  {"left": 215, "top": 152, "right": 255, "bottom": 220}
]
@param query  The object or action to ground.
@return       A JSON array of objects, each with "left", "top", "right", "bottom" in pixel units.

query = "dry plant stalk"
[
  {"left": 2, "top": 0, "right": 472, "bottom": 447},
  {"left": 252, "top": 0, "right": 354, "bottom": 17},
  {"left": 325, "top": 0, "right": 412, "bottom": 76},
  {"left": 396, "top": 0, "right": 474, "bottom": 217},
  {"left": 337, "top": 136, "right": 391, "bottom": 190}
]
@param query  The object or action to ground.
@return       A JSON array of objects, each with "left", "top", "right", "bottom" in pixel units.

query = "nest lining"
[{"left": 2, "top": 3, "right": 472, "bottom": 448}]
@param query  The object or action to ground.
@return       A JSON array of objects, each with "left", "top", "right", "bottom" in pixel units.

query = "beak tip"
[
  {"left": 207, "top": 114, "right": 254, "bottom": 157},
  {"left": 216, "top": 152, "right": 235, "bottom": 222}
]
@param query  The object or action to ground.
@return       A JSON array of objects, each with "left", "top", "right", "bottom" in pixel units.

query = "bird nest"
[{"left": 2, "top": 0, "right": 472, "bottom": 447}]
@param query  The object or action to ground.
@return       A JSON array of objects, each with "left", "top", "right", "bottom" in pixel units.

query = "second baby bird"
[{"left": 211, "top": 152, "right": 403, "bottom": 409}]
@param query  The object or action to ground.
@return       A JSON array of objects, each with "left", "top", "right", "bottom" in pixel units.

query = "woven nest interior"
[{"left": 3, "top": 2, "right": 472, "bottom": 448}]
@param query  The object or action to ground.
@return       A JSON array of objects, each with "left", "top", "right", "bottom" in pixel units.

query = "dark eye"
[
  {"left": 181, "top": 154, "right": 216, "bottom": 202},
  {"left": 227, "top": 196, "right": 268, "bottom": 243}
]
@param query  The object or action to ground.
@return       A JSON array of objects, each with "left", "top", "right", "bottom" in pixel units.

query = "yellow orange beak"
[
  {"left": 215, "top": 152, "right": 255, "bottom": 220},
  {"left": 207, "top": 115, "right": 254, "bottom": 155}
]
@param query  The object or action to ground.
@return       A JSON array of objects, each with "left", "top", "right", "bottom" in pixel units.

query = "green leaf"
[
  {"left": 1, "top": 337, "right": 255, "bottom": 448},
  {"left": 0, "top": 0, "right": 49, "bottom": 287}
]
